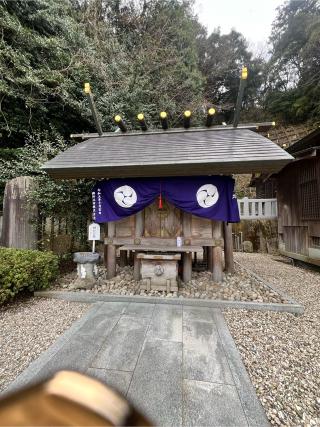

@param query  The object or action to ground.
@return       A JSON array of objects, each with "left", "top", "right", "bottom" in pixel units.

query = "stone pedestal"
[
  {"left": 138, "top": 253, "right": 181, "bottom": 292},
  {"left": 72, "top": 252, "right": 100, "bottom": 289}
]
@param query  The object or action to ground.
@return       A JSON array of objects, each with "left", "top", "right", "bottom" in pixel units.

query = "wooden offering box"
[{"left": 138, "top": 253, "right": 181, "bottom": 292}]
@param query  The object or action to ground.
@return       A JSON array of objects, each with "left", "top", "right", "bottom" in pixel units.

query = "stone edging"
[
  {"left": 234, "top": 260, "right": 299, "bottom": 305},
  {"left": 34, "top": 291, "right": 304, "bottom": 315},
  {"left": 213, "top": 310, "right": 270, "bottom": 426}
]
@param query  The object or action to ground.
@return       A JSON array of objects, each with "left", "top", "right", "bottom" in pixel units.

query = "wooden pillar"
[
  {"left": 107, "top": 221, "right": 116, "bottom": 279},
  {"left": 133, "top": 211, "right": 144, "bottom": 281},
  {"left": 212, "top": 220, "right": 223, "bottom": 282},
  {"left": 119, "top": 250, "right": 128, "bottom": 267},
  {"left": 103, "top": 223, "right": 108, "bottom": 268},
  {"left": 104, "top": 244, "right": 108, "bottom": 268},
  {"left": 223, "top": 222, "right": 235, "bottom": 274},
  {"left": 129, "top": 251, "right": 134, "bottom": 266},
  {"left": 207, "top": 246, "right": 213, "bottom": 272},
  {"left": 182, "top": 212, "right": 192, "bottom": 283},
  {"left": 193, "top": 251, "right": 197, "bottom": 264}
]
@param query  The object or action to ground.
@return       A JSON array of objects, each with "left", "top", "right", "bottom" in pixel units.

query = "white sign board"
[{"left": 88, "top": 222, "right": 100, "bottom": 241}]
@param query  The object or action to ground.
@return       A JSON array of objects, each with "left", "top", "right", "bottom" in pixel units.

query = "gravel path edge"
[
  {"left": 34, "top": 291, "right": 304, "bottom": 314},
  {"left": 2, "top": 302, "right": 100, "bottom": 395}
]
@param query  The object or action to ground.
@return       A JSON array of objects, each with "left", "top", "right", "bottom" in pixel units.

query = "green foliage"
[
  {"left": 0, "top": 129, "right": 93, "bottom": 245},
  {"left": 265, "top": 0, "right": 320, "bottom": 122},
  {"left": 0, "top": 247, "right": 58, "bottom": 304},
  {"left": 0, "top": 0, "right": 95, "bottom": 146},
  {"left": 0, "top": 0, "right": 208, "bottom": 144},
  {"left": 200, "top": 29, "right": 265, "bottom": 113}
]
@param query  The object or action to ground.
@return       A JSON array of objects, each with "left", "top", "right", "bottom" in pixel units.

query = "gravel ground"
[
  {"left": 53, "top": 263, "right": 288, "bottom": 303},
  {"left": 0, "top": 297, "right": 89, "bottom": 392},
  {"left": 225, "top": 253, "right": 320, "bottom": 427}
]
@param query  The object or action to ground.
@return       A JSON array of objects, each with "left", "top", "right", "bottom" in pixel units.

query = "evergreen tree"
[{"left": 265, "top": 0, "right": 320, "bottom": 122}]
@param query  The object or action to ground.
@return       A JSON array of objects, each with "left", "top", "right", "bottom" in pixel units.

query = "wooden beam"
[
  {"left": 233, "top": 67, "right": 248, "bottom": 128},
  {"left": 212, "top": 221, "right": 223, "bottom": 282},
  {"left": 70, "top": 122, "right": 276, "bottom": 140},
  {"left": 107, "top": 221, "right": 116, "bottom": 279},
  {"left": 182, "top": 212, "right": 192, "bottom": 283},
  {"left": 106, "top": 237, "right": 222, "bottom": 247},
  {"left": 223, "top": 222, "right": 235, "bottom": 274},
  {"left": 85, "top": 87, "right": 103, "bottom": 136}
]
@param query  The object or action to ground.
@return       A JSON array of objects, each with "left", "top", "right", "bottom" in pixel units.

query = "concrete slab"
[
  {"left": 183, "top": 379, "right": 248, "bottom": 427},
  {"left": 4, "top": 301, "right": 270, "bottom": 427},
  {"left": 91, "top": 316, "right": 149, "bottom": 371},
  {"left": 183, "top": 305, "right": 215, "bottom": 323},
  {"left": 183, "top": 319, "right": 233, "bottom": 384},
  {"left": 77, "top": 311, "right": 122, "bottom": 341},
  {"left": 123, "top": 302, "right": 155, "bottom": 318},
  {"left": 35, "top": 332, "right": 103, "bottom": 380},
  {"left": 127, "top": 340, "right": 183, "bottom": 427},
  {"left": 86, "top": 368, "right": 132, "bottom": 396},
  {"left": 147, "top": 304, "right": 182, "bottom": 342},
  {"left": 96, "top": 301, "right": 129, "bottom": 316}
]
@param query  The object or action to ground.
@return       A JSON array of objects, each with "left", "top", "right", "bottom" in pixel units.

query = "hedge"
[{"left": 0, "top": 248, "right": 58, "bottom": 304}]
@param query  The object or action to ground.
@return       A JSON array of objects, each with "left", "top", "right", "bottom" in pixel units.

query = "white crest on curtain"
[
  {"left": 196, "top": 184, "right": 219, "bottom": 208},
  {"left": 114, "top": 185, "right": 137, "bottom": 208}
]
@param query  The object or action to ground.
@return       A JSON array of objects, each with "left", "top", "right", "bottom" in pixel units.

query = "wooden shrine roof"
[
  {"left": 260, "top": 122, "right": 319, "bottom": 149},
  {"left": 42, "top": 127, "right": 293, "bottom": 179},
  {"left": 286, "top": 127, "right": 320, "bottom": 155}
]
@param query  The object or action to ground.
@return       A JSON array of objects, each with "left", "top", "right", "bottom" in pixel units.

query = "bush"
[{"left": 0, "top": 248, "right": 58, "bottom": 304}]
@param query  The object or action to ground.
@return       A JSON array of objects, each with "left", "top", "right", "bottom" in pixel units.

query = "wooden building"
[
  {"left": 277, "top": 128, "right": 320, "bottom": 266},
  {"left": 43, "top": 125, "right": 292, "bottom": 283}
]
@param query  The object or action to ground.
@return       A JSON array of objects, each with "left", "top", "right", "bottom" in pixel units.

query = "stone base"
[
  {"left": 140, "top": 279, "right": 179, "bottom": 293},
  {"left": 70, "top": 277, "right": 96, "bottom": 290},
  {"left": 138, "top": 253, "right": 180, "bottom": 292}
]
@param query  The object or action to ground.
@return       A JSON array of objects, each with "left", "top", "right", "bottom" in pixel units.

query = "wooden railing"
[{"left": 238, "top": 197, "right": 278, "bottom": 220}]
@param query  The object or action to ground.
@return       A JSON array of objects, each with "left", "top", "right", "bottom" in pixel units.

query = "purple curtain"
[{"left": 92, "top": 176, "right": 240, "bottom": 223}]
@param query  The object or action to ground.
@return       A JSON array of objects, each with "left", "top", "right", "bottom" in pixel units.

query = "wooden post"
[
  {"left": 107, "top": 221, "right": 116, "bottom": 279},
  {"left": 207, "top": 246, "right": 213, "bottom": 272},
  {"left": 119, "top": 250, "right": 127, "bottom": 267},
  {"left": 182, "top": 212, "right": 192, "bottom": 283},
  {"left": 103, "top": 223, "right": 108, "bottom": 268},
  {"left": 223, "top": 222, "right": 235, "bottom": 274},
  {"left": 104, "top": 244, "right": 108, "bottom": 268},
  {"left": 212, "top": 220, "right": 223, "bottom": 282},
  {"left": 133, "top": 211, "right": 144, "bottom": 281},
  {"left": 129, "top": 251, "right": 134, "bottom": 266}
]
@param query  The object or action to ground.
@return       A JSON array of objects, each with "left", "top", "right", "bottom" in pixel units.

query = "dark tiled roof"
[
  {"left": 287, "top": 127, "right": 320, "bottom": 155},
  {"left": 261, "top": 123, "right": 319, "bottom": 149},
  {"left": 42, "top": 128, "right": 293, "bottom": 179}
]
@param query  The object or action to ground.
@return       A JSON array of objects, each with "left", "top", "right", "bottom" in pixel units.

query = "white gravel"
[
  {"left": 54, "top": 263, "right": 287, "bottom": 303},
  {"left": 0, "top": 297, "right": 89, "bottom": 392},
  {"left": 225, "top": 253, "right": 320, "bottom": 427}
]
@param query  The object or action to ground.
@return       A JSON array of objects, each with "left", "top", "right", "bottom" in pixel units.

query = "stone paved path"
[{"left": 5, "top": 302, "right": 269, "bottom": 426}]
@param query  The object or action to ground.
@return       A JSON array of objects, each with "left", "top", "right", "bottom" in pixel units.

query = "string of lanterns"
[{"left": 113, "top": 108, "right": 216, "bottom": 133}]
